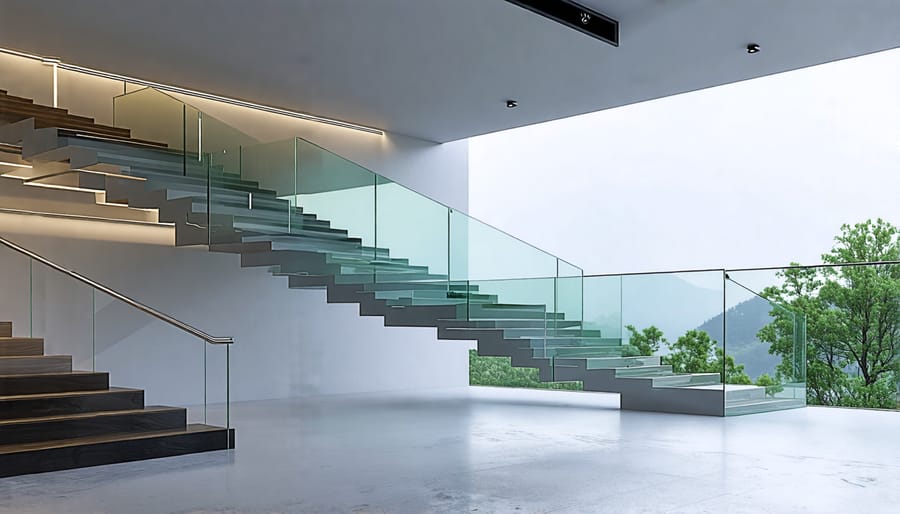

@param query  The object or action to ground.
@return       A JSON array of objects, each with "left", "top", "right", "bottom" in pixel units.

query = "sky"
[{"left": 469, "top": 47, "right": 900, "bottom": 276}]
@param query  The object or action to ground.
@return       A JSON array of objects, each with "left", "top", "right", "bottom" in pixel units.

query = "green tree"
[
  {"left": 754, "top": 373, "right": 783, "bottom": 398},
  {"left": 468, "top": 350, "right": 582, "bottom": 391},
  {"left": 759, "top": 219, "right": 900, "bottom": 408},
  {"left": 625, "top": 325, "right": 665, "bottom": 356},
  {"left": 662, "top": 329, "right": 752, "bottom": 384}
]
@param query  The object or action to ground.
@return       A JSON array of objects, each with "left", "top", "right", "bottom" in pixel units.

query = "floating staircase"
[
  {"left": 0, "top": 321, "right": 233, "bottom": 478},
  {"left": 0, "top": 90, "right": 805, "bottom": 419}
]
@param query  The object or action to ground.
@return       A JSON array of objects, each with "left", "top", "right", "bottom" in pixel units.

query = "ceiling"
[{"left": 2, "top": 0, "right": 900, "bottom": 142}]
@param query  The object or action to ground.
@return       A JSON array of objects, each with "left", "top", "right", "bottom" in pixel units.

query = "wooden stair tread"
[
  {"left": 0, "top": 91, "right": 171, "bottom": 146},
  {"left": 0, "top": 370, "right": 102, "bottom": 379},
  {"left": 0, "top": 423, "right": 224, "bottom": 454},
  {"left": 0, "top": 386, "right": 140, "bottom": 402},
  {"left": 0, "top": 354, "right": 70, "bottom": 360},
  {"left": 1, "top": 102, "right": 95, "bottom": 124},
  {"left": 0, "top": 405, "right": 182, "bottom": 426},
  {"left": 58, "top": 128, "right": 169, "bottom": 149}
]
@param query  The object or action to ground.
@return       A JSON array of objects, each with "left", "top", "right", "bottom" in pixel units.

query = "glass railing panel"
[
  {"left": 622, "top": 270, "right": 724, "bottom": 359},
  {"left": 574, "top": 271, "right": 726, "bottom": 402},
  {"left": 197, "top": 113, "right": 258, "bottom": 246},
  {"left": 0, "top": 51, "right": 53, "bottom": 106},
  {"left": 448, "top": 210, "right": 557, "bottom": 282},
  {"left": 0, "top": 245, "right": 32, "bottom": 336},
  {"left": 556, "top": 259, "right": 584, "bottom": 337},
  {"left": 235, "top": 139, "right": 295, "bottom": 243},
  {"left": 199, "top": 110, "right": 256, "bottom": 175},
  {"left": 113, "top": 87, "right": 187, "bottom": 153},
  {"left": 724, "top": 275, "right": 805, "bottom": 415},
  {"left": 92, "top": 291, "right": 206, "bottom": 420},
  {"left": 57, "top": 68, "right": 124, "bottom": 126},
  {"left": 374, "top": 175, "right": 449, "bottom": 288},
  {"left": 293, "top": 138, "right": 376, "bottom": 250},
  {"left": 582, "top": 275, "right": 622, "bottom": 343},
  {"left": 28, "top": 260, "right": 95, "bottom": 371},
  {"left": 467, "top": 277, "right": 554, "bottom": 359}
]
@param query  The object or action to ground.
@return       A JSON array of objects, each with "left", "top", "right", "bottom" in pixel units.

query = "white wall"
[
  {"left": 0, "top": 233, "right": 470, "bottom": 410},
  {"left": 470, "top": 48, "right": 900, "bottom": 274}
]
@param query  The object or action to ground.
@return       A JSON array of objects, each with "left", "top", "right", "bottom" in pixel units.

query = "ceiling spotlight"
[
  {"left": 746, "top": 43, "right": 760, "bottom": 54},
  {"left": 506, "top": 100, "right": 518, "bottom": 109}
]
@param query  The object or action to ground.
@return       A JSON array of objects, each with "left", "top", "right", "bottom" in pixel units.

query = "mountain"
[{"left": 697, "top": 295, "right": 782, "bottom": 380}]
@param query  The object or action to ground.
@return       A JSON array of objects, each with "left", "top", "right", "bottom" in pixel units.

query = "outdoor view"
[{"left": 472, "top": 218, "right": 900, "bottom": 410}]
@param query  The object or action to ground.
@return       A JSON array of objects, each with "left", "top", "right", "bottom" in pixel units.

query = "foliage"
[
  {"left": 660, "top": 329, "right": 752, "bottom": 384},
  {"left": 625, "top": 325, "right": 666, "bottom": 356},
  {"left": 759, "top": 219, "right": 900, "bottom": 408},
  {"left": 754, "top": 373, "right": 783, "bottom": 398},
  {"left": 837, "top": 373, "right": 897, "bottom": 409},
  {"left": 468, "top": 350, "right": 582, "bottom": 390}
]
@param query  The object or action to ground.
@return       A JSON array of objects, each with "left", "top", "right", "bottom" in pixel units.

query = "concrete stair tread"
[
  {"left": 585, "top": 356, "right": 658, "bottom": 365},
  {"left": 725, "top": 398, "right": 806, "bottom": 416},
  {"left": 0, "top": 423, "right": 223, "bottom": 455},
  {"left": 691, "top": 383, "right": 759, "bottom": 391},
  {"left": 617, "top": 372, "right": 723, "bottom": 388},
  {"left": 725, "top": 397, "right": 802, "bottom": 406},
  {"left": 614, "top": 365, "right": 674, "bottom": 376}
]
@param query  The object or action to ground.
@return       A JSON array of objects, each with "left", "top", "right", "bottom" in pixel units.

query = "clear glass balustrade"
[{"left": 110, "top": 87, "right": 584, "bottom": 361}]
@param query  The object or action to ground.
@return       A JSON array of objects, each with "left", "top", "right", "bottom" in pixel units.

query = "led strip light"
[{"left": 1, "top": 47, "right": 385, "bottom": 135}]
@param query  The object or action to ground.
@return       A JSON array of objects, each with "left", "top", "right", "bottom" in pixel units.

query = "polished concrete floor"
[{"left": 2, "top": 386, "right": 900, "bottom": 513}]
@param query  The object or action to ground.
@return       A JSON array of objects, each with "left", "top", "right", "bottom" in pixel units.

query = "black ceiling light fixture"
[
  {"left": 746, "top": 43, "right": 761, "bottom": 54},
  {"left": 506, "top": 99, "right": 518, "bottom": 109},
  {"left": 505, "top": 0, "right": 619, "bottom": 47}
]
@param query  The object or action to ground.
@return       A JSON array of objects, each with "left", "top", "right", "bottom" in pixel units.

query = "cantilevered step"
[
  {"left": 725, "top": 398, "right": 806, "bottom": 416},
  {"left": 623, "top": 372, "right": 722, "bottom": 388},
  {"left": 0, "top": 175, "right": 159, "bottom": 223},
  {"left": 0, "top": 371, "right": 110, "bottom": 396},
  {"left": 0, "top": 387, "right": 144, "bottom": 420},
  {"left": 722, "top": 384, "right": 766, "bottom": 402},
  {"left": 0, "top": 322, "right": 11, "bottom": 337},
  {"left": 534, "top": 345, "right": 625, "bottom": 358},
  {"left": 0, "top": 337, "right": 44, "bottom": 356},
  {"left": 0, "top": 406, "right": 186, "bottom": 445},
  {"left": 613, "top": 365, "right": 673, "bottom": 377},
  {"left": 0, "top": 355, "right": 72, "bottom": 375},
  {"left": 0, "top": 424, "right": 232, "bottom": 478}
]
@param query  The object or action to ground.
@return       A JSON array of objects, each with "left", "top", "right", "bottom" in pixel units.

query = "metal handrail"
[{"left": 0, "top": 235, "right": 233, "bottom": 345}]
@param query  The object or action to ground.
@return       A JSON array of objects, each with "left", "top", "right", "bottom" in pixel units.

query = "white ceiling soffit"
[{"left": 2, "top": 1, "right": 900, "bottom": 143}]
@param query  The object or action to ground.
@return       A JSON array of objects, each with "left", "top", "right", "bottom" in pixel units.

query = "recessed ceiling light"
[
  {"left": 506, "top": 100, "right": 518, "bottom": 109},
  {"left": 746, "top": 43, "right": 760, "bottom": 54}
]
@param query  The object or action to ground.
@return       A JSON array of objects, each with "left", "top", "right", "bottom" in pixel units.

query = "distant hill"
[{"left": 697, "top": 295, "right": 782, "bottom": 380}]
